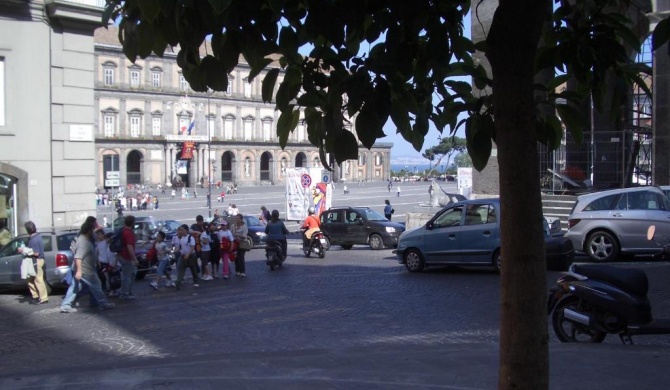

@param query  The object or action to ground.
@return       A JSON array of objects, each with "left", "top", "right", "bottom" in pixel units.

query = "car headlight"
[
  {"left": 255, "top": 232, "right": 266, "bottom": 237},
  {"left": 385, "top": 226, "right": 396, "bottom": 233}
]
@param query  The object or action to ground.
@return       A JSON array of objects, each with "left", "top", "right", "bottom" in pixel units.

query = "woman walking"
[
  {"left": 231, "top": 214, "right": 249, "bottom": 277},
  {"left": 383, "top": 199, "right": 394, "bottom": 221},
  {"left": 217, "top": 220, "right": 234, "bottom": 279}
]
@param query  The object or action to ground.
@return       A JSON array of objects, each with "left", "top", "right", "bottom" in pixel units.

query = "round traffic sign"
[
  {"left": 301, "top": 174, "right": 312, "bottom": 188},
  {"left": 322, "top": 173, "right": 331, "bottom": 183}
]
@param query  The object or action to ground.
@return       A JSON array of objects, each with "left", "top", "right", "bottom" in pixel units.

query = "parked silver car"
[
  {"left": 565, "top": 186, "right": 670, "bottom": 262},
  {"left": 0, "top": 230, "right": 77, "bottom": 290}
]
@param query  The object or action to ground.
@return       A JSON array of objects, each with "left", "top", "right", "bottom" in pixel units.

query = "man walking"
[
  {"left": 61, "top": 219, "right": 115, "bottom": 313},
  {"left": 118, "top": 215, "right": 138, "bottom": 300},
  {"left": 175, "top": 224, "right": 199, "bottom": 289}
]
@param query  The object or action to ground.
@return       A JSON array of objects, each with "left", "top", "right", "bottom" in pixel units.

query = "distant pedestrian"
[
  {"left": 231, "top": 214, "right": 249, "bottom": 277},
  {"left": 117, "top": 215, "right": 138, "bottom": 300},
  {"left": 20, "top": 221, "right": 49, "bottom": 305},
  {"left": 396, "top": 186, "right": 401, "bottom": 197},
  {"left": 175, "top": 224, "right": 199, "bottom": 289},
  {"left": 384, "top": 200, "right": 394, "bottom": 221},
  {"left": 259, "top": 206, "right": 271, "bottom": 224},
  {"left": 150, "top": 231, "right": 174, "bottom": 289},
  {"left": 171, "top": 189, "right": 176, "bottom": 199},
  {"left": 217, "top": 221, "right": 234, "bottom": 279}
]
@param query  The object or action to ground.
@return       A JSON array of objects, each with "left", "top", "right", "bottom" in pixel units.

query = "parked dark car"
[
  {"left": 155, "top": 219, "right": 181, "bottom": 241},
  {"left": 394, "top": 198, "right": 574, "bottom": 272},
  {"left": 210, "top": 215, "right": 267, "bottom": 248},
  {"left": 112, "top": 215, "right": 158, "bottom": 241},
  {"left": 319, "top": 206, "right": 406, "bottom": 250},
  {"left": 0, "top": 230, "right": 78, "bottom": 291}
]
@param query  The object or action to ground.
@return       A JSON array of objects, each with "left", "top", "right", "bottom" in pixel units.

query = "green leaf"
[
  {"left": 465, "top": 114, "right": 493, "bottom": 172},
  {"left": 297, "top": 91, "right": 324, "bottom": 107},
  {"left": 546, "top": 74, "right": 571, "bottom": 92},
  {"left": 248, "top": 58, "right": 273, "bottom": 81},
  {"left": 275, "top": 67, "right": 302, "bottom": 110},
  {"left": 262, "top": 68, "right": 280, "bottom": 103},
  {"left": 200, "top": 55, "right": 228, "bottom": 91},
  {"left": 208, "top": 0, "right": 233, "bottom": 15},
  {"left": 556, "top": 104, "right": 584, "bottom": 145},
  {"left": 329, "top": 130, "right": 359, "bottom": 164},
  {"left": 138, "top": 0, "right": 161, "bottom": 22},
  {"left": 120, "top": 22, "right": 138, "bottom": 63},
  {"left": 102, "top": 2, "right": 116, "bottom": 25},
  {"left": 390, "top": 99, "right": 410, "bottom": 133},
  {"left": 276, "top": 107, "right": 298, "bottom": 148},
  {"left": 355, "top": 109, "right": 382, "bottom": 149}
]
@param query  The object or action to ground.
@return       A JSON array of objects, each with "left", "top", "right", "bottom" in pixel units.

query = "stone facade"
[
  {"left": 93, "top": 27, "right": 392, "bottom": 190},
  {"left": 0, "top": 0, "right": 103, "bottom": 234}
]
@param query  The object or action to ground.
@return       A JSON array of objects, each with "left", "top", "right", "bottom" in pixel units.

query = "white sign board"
[
  {"left": 105, "top": 179, "right": 120, "bottom": 187},
  {"left": 285, "top": 167, "right": 332, "bottom": 221},
  {"left": 106, "top": 171, "right": 120, "bottom": 179},
  {"left": 457, "top": 167, "right": 473, "bottom": 198},
  {"left": 69, "top": 124, "right": 94, "bottom": 142}
]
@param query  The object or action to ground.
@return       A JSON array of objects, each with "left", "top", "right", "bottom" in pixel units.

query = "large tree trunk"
[{"left": 486, "top": 1, "right": 550, "bottom": 389}]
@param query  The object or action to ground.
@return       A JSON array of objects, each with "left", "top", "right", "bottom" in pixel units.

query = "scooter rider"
[{"left": 301, "top": 207, "right": 321, "bottom": 248}]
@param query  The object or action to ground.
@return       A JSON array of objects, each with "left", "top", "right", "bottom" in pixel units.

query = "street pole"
[{"left": 207, "top": 90, "right": 212, "bottom": 218}]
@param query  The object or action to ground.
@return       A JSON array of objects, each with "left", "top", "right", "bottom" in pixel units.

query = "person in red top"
[
  {"left": 301, "top": 207, "right": 320, "bottom": 247},
  {"left": 118, "top": 215, "right": 138, "bottom": 300}
]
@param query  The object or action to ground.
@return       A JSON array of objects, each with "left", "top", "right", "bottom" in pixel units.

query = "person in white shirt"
[
  {"left": 174, "top": 224, "right": 199, "bottom": 289},
  {"left": 217, "top": 220, "right": 234, "bottom": 279},
  {"left": 198, "top": 224, "right": 213, "bottom": 281}
]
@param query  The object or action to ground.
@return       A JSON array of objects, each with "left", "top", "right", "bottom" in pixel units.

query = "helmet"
[{"left": 308, "top": 206, "right": 315, "bottom": 215}]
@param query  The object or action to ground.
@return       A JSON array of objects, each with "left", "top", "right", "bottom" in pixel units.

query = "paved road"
[
  {"left": 1, "top": 244, "right": 670, "bottom": 389},
  {"left": 2, "top": 183, "right": 669, "bottom": 388},
  {"left": 96, "top": 180, "right": 453, "bottom": 228}
]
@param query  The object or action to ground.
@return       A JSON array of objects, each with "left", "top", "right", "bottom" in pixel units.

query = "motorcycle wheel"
[
  {"left": 552, "top": 296, "right": 607, "bottom": 343},
  {"left": 303, "top": 246, "right": 311, "bottom": 257},
  {"left": 316, "top": 242, "right": 326, "bottom": 259}
]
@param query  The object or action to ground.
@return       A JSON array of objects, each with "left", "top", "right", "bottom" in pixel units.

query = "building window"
[
  {"left": 297, "top": 121, "right": 305, "bottom": 142},
  {"left": 244, "top": 78, "right": 251, "bottom": 98},
  {"left": 262, "top": 118, "right": 272, "bottom": 141},
  {"left": 224, "top": 115, "right": 234, "bottom": 139},
  {"left": 103, "top": 68, "right": 114, "bottom": 85},
  {"left": 151, "top": 67, "right": 162, "bottom": 88},
  {"left": 152, "top": 117, "right": 161, "bottom": 136},
  {"left": 375, "top": 154, "right": 382, "bottom": 166},
  {"left": 103, "top": 115, "right": 115, "bottom": 137},
  {"left": 179, "top": 74, "right": 189, "bottom": 91},
  {"left": 129, "top": 69, "right": 140, "bottom": 87},
  {"left": 358, "top": 153, "right": 366, "bottom": 166},
  {"left": 207, "top": 116, "right": 215, "bottom": 136},
  {"left": 178, "top": 115, "right": 192, "bottom": 135},
  {"left": 130, "top": 116, "right": 141, "bottom": 138},
  {"left": 243, "top": 117, "right": 253, "bottom": 140},
  {"left": 226, "top": 76, "right": 232, "bottom": 96},
  {"left": 0, "top": 57, "right": 4, "bottom": 127}
]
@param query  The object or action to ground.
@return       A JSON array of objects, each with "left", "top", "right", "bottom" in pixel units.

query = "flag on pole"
[{"left": 186, "top": 120, "right": 195, "bottom": 135}]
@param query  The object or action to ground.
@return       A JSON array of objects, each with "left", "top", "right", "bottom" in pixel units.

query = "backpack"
[
  {"left": 109, "top": 228, "right": 125, "bottom": 253},
  {"left": 145, "top": 241, "right": 157, "bottom": 265}
]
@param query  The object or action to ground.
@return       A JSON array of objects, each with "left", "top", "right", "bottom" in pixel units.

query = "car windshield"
[
  {"left": 0, "top": 236, "right": 29, "bottom": 257},
  {"left": 363, "top": 209, "right": 388, "bottom": 221},
  {"left": 245, "top": 216, "right": 263, "bottom": 226}
]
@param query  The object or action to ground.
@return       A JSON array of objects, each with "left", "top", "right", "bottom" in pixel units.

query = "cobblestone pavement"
[{"left": 1, "top": 247, "right": 670, "bottom": 388}]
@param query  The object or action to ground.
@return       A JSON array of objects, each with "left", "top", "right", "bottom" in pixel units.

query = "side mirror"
[
  {"left": 647, "top": 225, "right": 656, "bottom": 241},
  {"left": 426, "top": 221, "right": 433, "bottom": 230}
]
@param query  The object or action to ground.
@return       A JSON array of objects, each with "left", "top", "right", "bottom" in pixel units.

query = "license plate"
[{"left": 319, "top": 239, "right": 327, "bottom": 245}]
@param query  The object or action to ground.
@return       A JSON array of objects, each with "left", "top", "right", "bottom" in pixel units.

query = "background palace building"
[{"left": 93, "top": 27, "right": 392, "bottom": 191}]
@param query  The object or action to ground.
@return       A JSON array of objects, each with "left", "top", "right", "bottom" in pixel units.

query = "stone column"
[{"left": 653, "top": 39, "right": 670, "bottom": 185}]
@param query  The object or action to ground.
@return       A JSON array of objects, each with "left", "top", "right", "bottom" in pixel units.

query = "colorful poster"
[
  {"left": 180, "top": 141, "right": 196, "bottom": 160},
  {"left": 285, "top": 168, "right": 332, "bottom": 221}
]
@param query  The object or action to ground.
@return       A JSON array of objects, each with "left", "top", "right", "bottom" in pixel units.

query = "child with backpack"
[{"left": 150, "top": 231, "right": 174, "bottom": 289}]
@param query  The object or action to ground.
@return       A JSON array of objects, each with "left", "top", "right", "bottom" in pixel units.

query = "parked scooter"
[
  {"left": 547, "top": 225, "right": 670, "bottom": 344},
  {"left": 301, "top": 228, "right": 327, "bottom": 259},
  {"left": 265, "top": 239, "right": 285, "bottom": 270}
]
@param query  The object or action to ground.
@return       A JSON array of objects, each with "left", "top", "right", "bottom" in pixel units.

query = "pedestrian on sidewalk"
[
  {"left": 150, "top": 231, "right": 174, "bottom": 289},
  {"left": 117, "top": 215, "right": 138, "bottom": 301},
  {"left": 217, "top": 220, "right": 234, "bottom": 279},
  {"left": 20, "top": 221, "right": 49, "bottom": 305},
  {"left": 383, "top": 200, "right": 394, "bottom": 221},
  {"left": 175, "top": 224, "right": 199, "bottom": 289},
  {"left": 208, "top": 223, "right": 221, "bottom": 278},
  {"left": 231, "top": 214, "right": 249, "bottom": 277},
  {"left": 396, "top": 186, "right": 401, "bottom": 197}
]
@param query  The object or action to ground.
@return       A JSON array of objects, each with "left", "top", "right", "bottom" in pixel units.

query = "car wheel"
[
  {"left": 404, "top": 249, "right": 425, "bottom": 272},
  {"left": 493, "top": 249, "right": 502, "bottom": 272},
  {"left": 341, "top": 244, "right": 353, "bottom": 250},
  {"left": 585, "top": 231, "right": 619, "bottom": 262},
  {"left": 369, "top": 234, "right": 384, "bottom": 250}
]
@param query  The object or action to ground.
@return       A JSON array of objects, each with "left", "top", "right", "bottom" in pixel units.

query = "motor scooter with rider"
[
  {"left": 264, "top": 209, "right": 288, "bottom": 270},
  {"left": 301, "top": 207, "right": 326, "bottom": 258}
]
